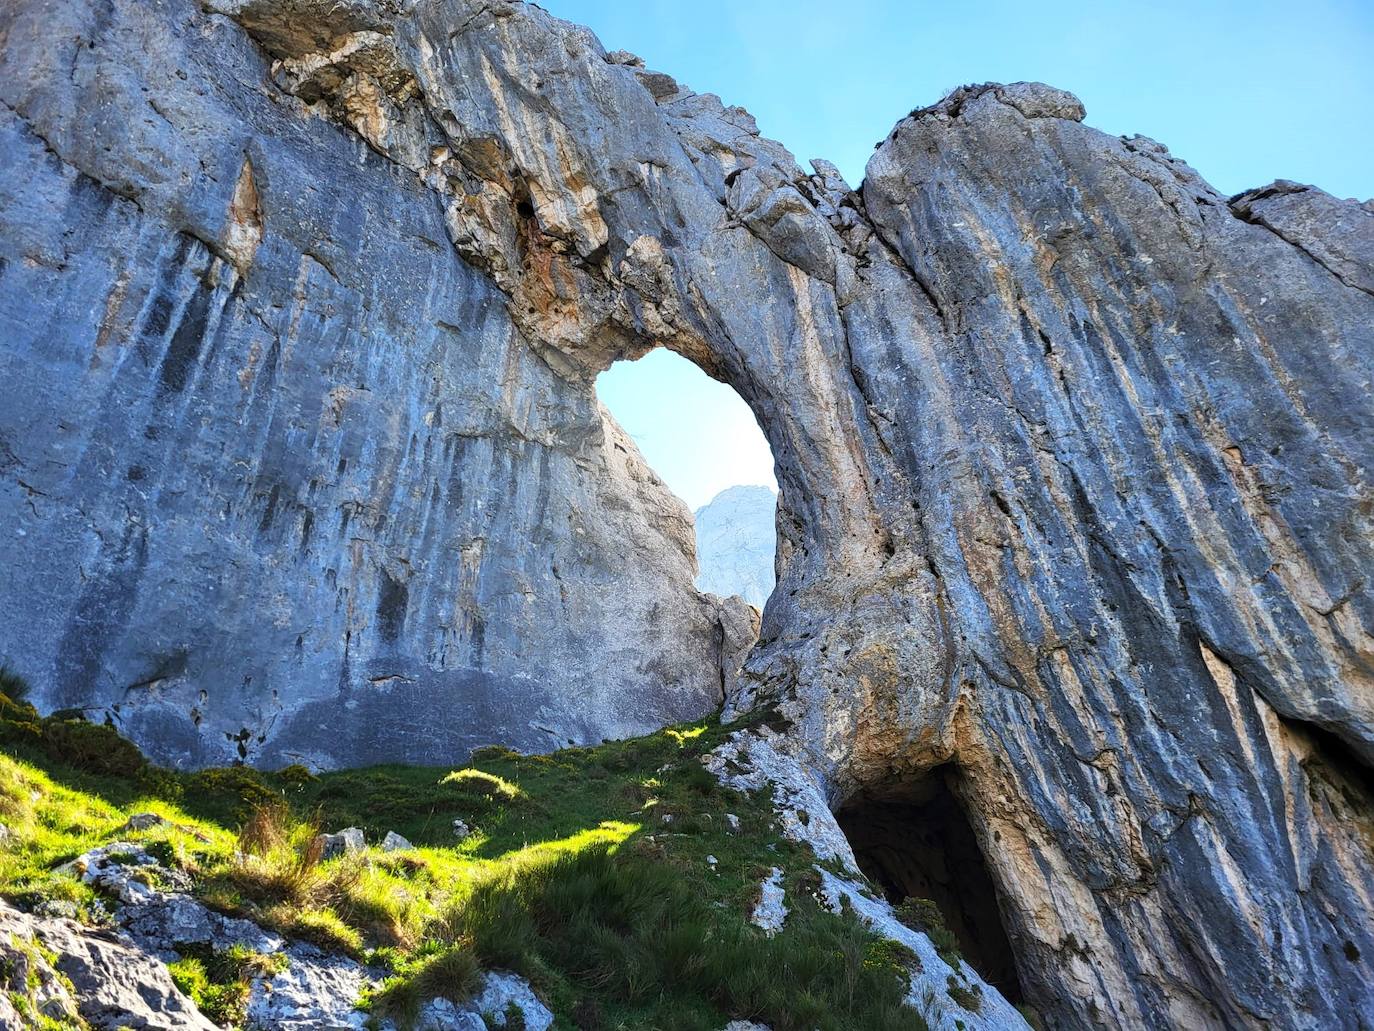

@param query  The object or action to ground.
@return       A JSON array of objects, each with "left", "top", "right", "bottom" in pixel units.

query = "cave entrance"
[
  {"left": 595, "top": 348, "right": 779, "bottom": 611},
  {"left": 836, "top": 766, "right": 1024, "bottom": 1003}
]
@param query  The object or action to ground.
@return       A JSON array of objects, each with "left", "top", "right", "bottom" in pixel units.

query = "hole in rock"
[
  {"left": 595, "top": 348, "right": 778, "bottom": 611},
  {"left": 836, "top": 766, "right": 1024, "bottom": 1003}
]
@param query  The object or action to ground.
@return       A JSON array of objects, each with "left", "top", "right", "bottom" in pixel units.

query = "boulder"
[
  {"left": 317, "top": 827, "right": 366, "bottom": 860},
  {"left": 381, "top": 830, "right": 413, "bottom": 852}
]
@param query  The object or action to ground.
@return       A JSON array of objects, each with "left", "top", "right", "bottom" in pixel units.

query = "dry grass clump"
[{"left": 217, "top": 802, "right": 428, "bottom": 954}]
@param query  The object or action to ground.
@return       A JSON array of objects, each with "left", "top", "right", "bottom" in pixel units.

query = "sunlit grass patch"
[
  {"left": 439, "top": 768, "right": 524, "bottom": 802},
  {"left": 0, "top": 699, "right": 928, "bottom": 1030},
  {"left": 665, "top": 723, "right": 708, "bottom": 747}
]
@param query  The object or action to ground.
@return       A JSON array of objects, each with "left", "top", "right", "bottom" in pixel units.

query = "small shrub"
[
  {"left": 278, "top": 763, "right": 316, "bottom": 787},
  {"left": 186, "top": 766, "right": 279, "bottom": 818},
  {"left": 469, "top": 745, "right": 521, "bottom": 763},
  {"left": 946, "top": 975, "right": 982, "bottom": 1013},
  {"left": 440, "top": 769, "right": 523, "bottom": 802},
  {"left": 41, "top": 718, "right": 146, "bottom": 778},
  {"left": 0, "top": 664, "right": 30, "bottom": 704}
]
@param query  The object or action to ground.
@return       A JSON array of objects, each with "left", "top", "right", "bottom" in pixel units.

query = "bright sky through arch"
[
  {"left": 562, "top": 0, "right": 1372, "bottom": 508},
  {"left": 597, "top": 350, "right": 777, "bottom": 512}
]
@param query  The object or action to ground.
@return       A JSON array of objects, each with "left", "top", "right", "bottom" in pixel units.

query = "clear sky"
[
  {"left": 598, "top": 350, "right": 777, "bottom": 511},
  {"left": 579, "top": 0, "right": 1373, "bottom": 510}
]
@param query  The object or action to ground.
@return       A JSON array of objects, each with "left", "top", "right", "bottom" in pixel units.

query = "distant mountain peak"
[{"left": 693, "top": 485, "right": 777, "bottom": 609}]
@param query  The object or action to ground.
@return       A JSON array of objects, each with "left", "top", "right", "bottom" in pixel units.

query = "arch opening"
[
  {"left": 836, "top": 766, "right": 1025, "bottom": 1004},
  {"left": 595, "top": 347, "right": 779, "bottom": 611}
]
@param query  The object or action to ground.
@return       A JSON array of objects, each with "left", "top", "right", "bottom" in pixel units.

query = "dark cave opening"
[{"left": 836, "top": 766, "right": 1024, "bottom": 1003}]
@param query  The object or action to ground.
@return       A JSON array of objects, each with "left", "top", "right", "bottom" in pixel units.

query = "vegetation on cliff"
[{"left": 0, "top": 679, "right": 924, "bottom": 1030}]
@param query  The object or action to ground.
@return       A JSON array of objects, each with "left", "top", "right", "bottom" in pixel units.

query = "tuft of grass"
[
  {"left": 440, "top": 768, "right": 524, "bottom": 803},
  {"left": 0, "top": 665, "right": 30, "bottom": 705},
  {"left": 169, "top": 942, "right": 288, "bottom": 1025},
  {"left": 896, "top": 896, "right": 962, "bottom": 968},
  {"left": 946, "top": 975, "right": 982, "bottom": 1013},
  {"left": 368, "top": 942, "right": 483, "bottom": 1025}
]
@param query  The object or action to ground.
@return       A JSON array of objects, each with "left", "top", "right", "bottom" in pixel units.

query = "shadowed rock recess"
[{"left": 0, "top": 0, "right": 1370, "bottom": 1027}]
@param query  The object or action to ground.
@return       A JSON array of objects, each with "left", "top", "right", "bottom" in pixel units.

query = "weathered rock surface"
[
  {"left": 749, "top": 866, "right": 787, "bottom": 937},
  {"left": 1, "top": 0, "right": 1372, "bottom": 1028},
  {"left": 694, "top": 485, "right": 778, "bottom": 609},
  {"left": 0, "top": 0, "right": 750, "bottom": 769},
  {"left": 0, "top": 899, "right": 218, "bottom": 1030}
]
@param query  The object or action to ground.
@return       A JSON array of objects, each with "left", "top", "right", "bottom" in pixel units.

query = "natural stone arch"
[{"left": 1, "top": 0, "right": 1371, "bottom": 1027}]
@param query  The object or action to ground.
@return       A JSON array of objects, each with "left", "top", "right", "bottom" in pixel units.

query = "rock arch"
[{"left": 0, "top": 0, "right": 1371, "bottom": 1027}]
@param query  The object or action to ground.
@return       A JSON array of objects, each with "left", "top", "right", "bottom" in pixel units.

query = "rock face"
[
  {"left": 0, "top": 0, "right": 752, "bottom": 769},
  {"left": 693, "top": 485, "right": 777, "bottom": 609},
  {"left": 0, "top": 1, "right": 1371, "bottom": 1029},
  {"left": 0, "top": 899, "right": 218, "bottom": 1031}
]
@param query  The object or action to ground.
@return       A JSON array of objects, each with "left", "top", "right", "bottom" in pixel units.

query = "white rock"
[
  {"left": 381, "top": 830, "right": 413, "bottom": 852},
  {"left": 72, "top": 842, "right": 162, "bottom": 904},
  {"left": 1, "top": 899, "right": 217, "bottom": 1030},
  {"left": 750, "top": 867, "right": 787, "bottom": 936},
  {"left": 247, "top": 941, "right": 373, "bottom": 1031},
  {"left": 467, "top": 971, "right": 555, "bottom": 1030},
  {"left": 703, "top": 731, "right": 859, "bottom": 870},
  {"left": 725, "top": 813, "right": 740, "bottom": 832},
  {"left": 318, "top": 827, "right": 366, "bottom": 860},
  {"left": 451, "top": 819, "right": 472, "bottom": 840}
]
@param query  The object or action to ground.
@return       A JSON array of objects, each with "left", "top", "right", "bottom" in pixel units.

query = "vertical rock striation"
[
  {"left": 1, "top": 1, "right": 1371, "bottom": 1026},
  {"left": 0, "top": 0, "right": 750, "bottom": 768}
]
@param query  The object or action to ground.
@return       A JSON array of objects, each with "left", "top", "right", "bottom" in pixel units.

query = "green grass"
[
  {"left": 168, "top": 943, "right": 288, "bottom": 1026},
  {"left": 895, "top": 897, "right": 963, "bottom": 969},
  {"left": 0, "top": 682, "right": 925, "bottom": 1030}
]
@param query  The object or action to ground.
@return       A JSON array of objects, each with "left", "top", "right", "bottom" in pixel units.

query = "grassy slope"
[{"left": 0, "top": 688, "right": 926, "bottom": 1031}]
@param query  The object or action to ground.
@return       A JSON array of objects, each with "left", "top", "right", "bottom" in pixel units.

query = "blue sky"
[{"left": 577, "top": 0, "right": 1373, "bottom": 510}]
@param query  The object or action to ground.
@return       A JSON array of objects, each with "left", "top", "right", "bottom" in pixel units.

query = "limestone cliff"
[
  {"left": 1, "top": 0, "right": 1371, "bottom": 1027},
  {"left": 0, "top": 0, "right": 753, "bottom": 769}
]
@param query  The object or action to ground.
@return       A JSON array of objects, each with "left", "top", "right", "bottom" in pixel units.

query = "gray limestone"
[{"left": 0, "top": 0, "right": 750, "bottom": 770}]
